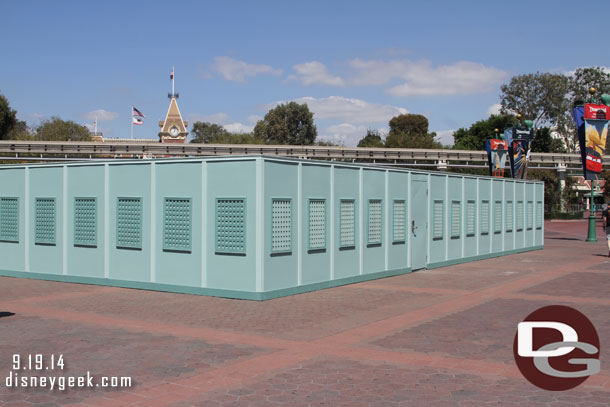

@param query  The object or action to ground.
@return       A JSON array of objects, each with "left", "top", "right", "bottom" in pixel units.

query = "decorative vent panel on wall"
[
  {"left": 308, "top": 199, "right": 326, "bottom": 250},
  {"left": 466, "top": 200, "right": 475, "bottom": 237},
  {"left": 536, "top": 201, "right": 543, "bottom": 229},
  {"left": 494, "top": 201, "right": 502, "bottom": 234},
  {"left": 433, "top": 200, "right": 443, "bottom": 240},
  {"left": 0, "top": 197, "right": 19, "bottom": 243},
  {"left": 340, "top": 199, "right": 355, "bottom": 247},
  {"left": 368, "top": 199, "right": 382, "bottom": 244},
  {"left": 117, "top": 197, "right": 142, "bottom": 249},
  {"left": 35, "top": 198, "right": 56, "bottom": 245},
  {"left": 215, "top": 198, "right": 245, "bottom": 254},
  {"left": 527, "top": 201, "right": 533, "bottom": 230},
  {"left": 451, "top": 200, "right": 461, "bottom": 238},
  {"left": 393, "top": 200, "right": 406, "bottom": 243},
  {"left": 517, "top": 201, "right": 523, "bottom": 231},
  {"left": 480, "top": 200, "right": 489, "bottom": 235},
  {"left": 164, "top": 197, "right": 192, "bottom": 253},
  {"left": 74, "top": 198, "right": 97, "bottom": 247},
  {"left": 271, "top": 199, "right": 291, "bottom": 253}
]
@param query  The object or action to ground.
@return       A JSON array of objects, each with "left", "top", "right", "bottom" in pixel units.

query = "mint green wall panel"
[
  {"left": 447, "top": 177, "right": 462, "bottom": 261},
  {"left": 263, "top": 160, "right": 298, "bottom": 292},
  {"left": 301, "top": 164, "right": 331, "bottom": 284},
  {"left": 108, "top": 163, "right": 151, "bottom": 283},
  {"left": 491, "top": 180, "right": 503, "bottom": 253},
  {"left": 478, "top": 179, "right": 491, "bottom": 255},
  {"left": 535, "top": 183, "right": 544, "bottom": 246},
  {"left": 387, "top": 171, "right": 408, "bottom": 271},
  {"left": 362, "top": 169, "right": 385, "bottom": 275},
  {"left": 29, "top": 167, "right": 63, "bottom": 275},
  {"left": 504, "top": 181, "right": 515, "bottom": 251},
  {"left": 155, "top": 162, "right": 201, "bottom": 287},
  {"left": 428, "top": 175, "right": 446, "bottom": 264},
  {"left": 525, "top": 183, "right": 535, "bottom": 248},
  {"left": 0, "top": 168, "right": 25, "bottom": 272},
  {"left": 514, "top": 183, "right": 525, "bottom": 250},
  {"left": 66, "top": 165, "right": 104, "bottom": 278},
  {"left": 333, "top": 166, "right": 360, "bottom": 279},
  {"left": 463, "top": 178, "right": 477, "bottom": 258},
  {"left": 206, "top": 160, "right": 257, "bottom": 292}
]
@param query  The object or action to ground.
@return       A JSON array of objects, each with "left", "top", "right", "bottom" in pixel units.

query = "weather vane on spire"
[{"left": 168, "top": 67, "right": 179, "bottom": 99}]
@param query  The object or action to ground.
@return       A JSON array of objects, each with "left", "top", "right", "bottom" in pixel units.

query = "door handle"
[{"left": 411, "top": 220, "right": 418, "bottom": 234}]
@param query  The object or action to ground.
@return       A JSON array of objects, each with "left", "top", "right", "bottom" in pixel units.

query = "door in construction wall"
[{"left": 410, "top": 178, "right": 428, "bottom": 270}]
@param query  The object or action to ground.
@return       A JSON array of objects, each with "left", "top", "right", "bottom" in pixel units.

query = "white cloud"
[
  {"left": 289, "top": 61, "right": 345, "bottom": 86},
  {"left": 83, "top": 109, "right": 119, "bottom": 121},
  {"left": 320, "top": 123, "right": 368, "bottom": 146},
  {"left": 346, "top": 59, "right": 506, "bottom": 96},
  {"left": 486, "top": 103, "right": 502, "bottom": 116},
  {"left": 211, "top": 56, "right": 282, "bottom": 83},
  {"left": 385, "top": 61, "right": 507, "bottom": 97},
  {"left": 187, "top": 112, "right": 229, "bottom": 124},
  {"left": 434, "top": 129, "right": 455, "bottom": 146},
  {"left": 223, "top": 122, "right": 254, "bottom": 133},
  {"left": 270, "top": 96, "right": 407, "bottom": 124}
]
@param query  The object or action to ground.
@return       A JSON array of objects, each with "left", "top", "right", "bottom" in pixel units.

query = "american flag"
[
  {"left": 132, "top": 106, "right": 145, "bottom": 118},
  {"left": 170, "top": 67, "right": 174, "bottom": 80}
]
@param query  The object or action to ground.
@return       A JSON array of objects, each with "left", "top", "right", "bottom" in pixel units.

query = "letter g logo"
[{"left": 513, "top": 305, "right": 600, "bottom": 391}]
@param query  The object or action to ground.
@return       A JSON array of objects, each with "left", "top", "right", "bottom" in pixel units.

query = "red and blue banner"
[
  {"left": 573, "top": 103, "right": 608, "bottom": 180},
  {"left": 485, "top": 139, "right": 508, "bottom": 177}
]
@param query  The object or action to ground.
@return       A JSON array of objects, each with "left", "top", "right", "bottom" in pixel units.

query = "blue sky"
[{"left": 2, "top": 1, "right": 609, "bottom": 146}]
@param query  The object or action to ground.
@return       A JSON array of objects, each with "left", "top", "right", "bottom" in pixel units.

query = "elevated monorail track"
[{"left": 0, "top": 140, "right": 605, "bottom": 172}]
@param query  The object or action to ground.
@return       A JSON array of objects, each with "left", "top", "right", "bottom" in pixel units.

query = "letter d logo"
[{"left": 517, "top": 322, "right": 577, "bottom": 357}]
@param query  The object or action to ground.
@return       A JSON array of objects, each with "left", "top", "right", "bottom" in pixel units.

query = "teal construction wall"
[{"left": 0, "top": 156, "right": 544, "bottom": 300}]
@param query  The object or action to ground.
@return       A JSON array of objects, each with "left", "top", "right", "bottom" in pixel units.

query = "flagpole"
[{"left": 131, "top": 105, "right": 133, "bottom": 140}]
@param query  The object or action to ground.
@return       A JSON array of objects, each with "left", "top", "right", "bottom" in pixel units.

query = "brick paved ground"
[{"left": 0, "top": 220, "right": 608, "bottom": 406}]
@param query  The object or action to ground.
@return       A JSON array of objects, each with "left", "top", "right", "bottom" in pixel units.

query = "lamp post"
[{"left": 586, "top": 87, "right": 598, "bottom": 242}]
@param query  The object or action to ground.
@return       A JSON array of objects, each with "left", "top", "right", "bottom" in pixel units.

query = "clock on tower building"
[{"left": 158, "top": 67, "right": 188, "bottom": 143}]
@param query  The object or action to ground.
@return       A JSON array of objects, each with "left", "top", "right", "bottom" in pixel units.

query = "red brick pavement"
[{"left": 0, "top": 220, "right": 608, "bottom": 406}]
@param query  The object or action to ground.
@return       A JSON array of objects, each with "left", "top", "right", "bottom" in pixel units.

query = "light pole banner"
[
  {"left": 573, "top": 103, "right": 609, "bottom": 180},
  {"left": 485, "top": 139, "right": 508, "bottom": 177},
  {"left": 508, "top": 126, "right": 534, "bottom": 179}
]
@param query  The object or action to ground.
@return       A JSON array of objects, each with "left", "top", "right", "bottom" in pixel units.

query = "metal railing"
[{"left": 0, "top": 140, "right": 606, "bottom": 172}]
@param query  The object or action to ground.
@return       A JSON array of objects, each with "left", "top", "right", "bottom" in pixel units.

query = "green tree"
[
  {"left": 253, "top": 102, "right": 317, "bottom": 145},
  {"left": 190, "top": 121, "right": 228, "bottom": 143},
  {"left": 315, "top": 140, "right": 341, "bottom": 146},
  {"left": 357, "top": 129, "right": 385, "bottom": 147},
  {"left": 0, "top": 93, "right": 18, "bottom": 140},
  {"left": 530, "top": 127, "right": 567, "bottom": 153},
  {"left": 385, "top": 113, "right": 441, "bottom": 149},
  {"left": 35, "top": 117, "right": 91, "bottom": 141},
  {"left": 206, "top": 132, "right": 264, "bottom": 144},
  {"left": 500, "top": 72, "right": 569, "bottom": 129},
  {"left": 452, "top": 114, "right": 515, "bottom": 151},
  {"left": 569, "top": 67, "right": 610, "bottom": 101},
  {"left": 7, "top": 120, "right": 31, "bottom": 140}
]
